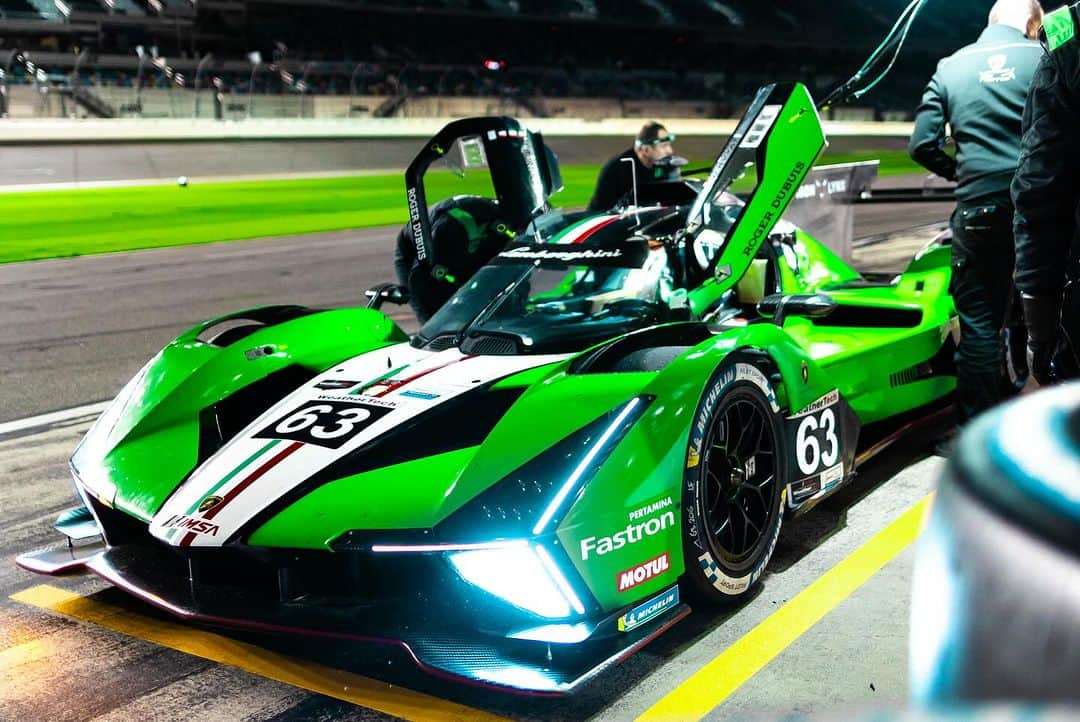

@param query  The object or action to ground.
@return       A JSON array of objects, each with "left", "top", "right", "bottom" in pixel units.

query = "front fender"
[{"left": 72, "top": 306, "right": 407, "bottom": 521}]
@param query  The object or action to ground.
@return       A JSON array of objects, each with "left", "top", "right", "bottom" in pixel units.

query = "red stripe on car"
[{"left": 179, "top": 440, "right": 304, "bottom": 546}]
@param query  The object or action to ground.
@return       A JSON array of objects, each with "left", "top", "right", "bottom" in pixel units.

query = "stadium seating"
[{"left": 0, "top": 0, "right": 986, "bottom": 119}]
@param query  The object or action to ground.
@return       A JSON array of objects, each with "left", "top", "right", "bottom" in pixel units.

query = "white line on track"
[{"left": 0, "top": 402, "right": 109, "bottom": 436}]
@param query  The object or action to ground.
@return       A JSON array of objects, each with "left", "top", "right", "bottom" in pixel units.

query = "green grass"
[{"left": 0, "top": 151, "right": 923, "bottom": 264}]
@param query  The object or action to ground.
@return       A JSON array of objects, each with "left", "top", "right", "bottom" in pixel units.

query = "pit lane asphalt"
[{"left": 0, "top": 193, "right": 953, "bottom": 720}]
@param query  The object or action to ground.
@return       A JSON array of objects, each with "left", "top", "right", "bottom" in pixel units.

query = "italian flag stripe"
[
  {"left": 179, "top": 440, "right": 304, "bottom": 546},
  {"left": 166, "top": 439, "right": 282, "bottom": 541},
  {"left": 548, "top": 216, "right": 613, "bottom": 244},
  {"left": 351, "top": 364, "right": 411, "bottom": 395}
]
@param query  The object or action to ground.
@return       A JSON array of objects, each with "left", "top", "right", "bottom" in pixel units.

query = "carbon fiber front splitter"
[{"left": 17, "top": 541, "right": 690, "bottom": 695}]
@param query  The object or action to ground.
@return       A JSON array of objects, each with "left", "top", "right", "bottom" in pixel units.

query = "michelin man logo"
[{"left": 979, "top": 54, "right": 1016, "bottom": 84}]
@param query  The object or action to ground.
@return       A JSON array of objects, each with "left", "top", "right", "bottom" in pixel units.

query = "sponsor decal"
[
  {"left": 738, "top": 105, "right": 781, "bottom": 149},
  {"left": 688, "top": 363, "right": 778, "bottom": 471},
  {"left": 628, "top": 496, "right": 673, "bottom": 522},
  {"left": 197, "top": 495, "right": 223, "bottom": 513},
  {"left": 256, "top": 399, "right": 393, "bottom": 449},
  {"left": 315, "top": 379, "right": 360, "bottom": 390},
  {"left": 162, "top": 514, "right": 221, "bottom": 537},
  {"left": 618, "top": 587, "right": 679, "bottom": 632},
  {"left": 795, "top": 176, "right": 849, "bottom": 201},
  {"left": 742, "top": 161, "right": 807, "bottom": 257},
  {"left": 580, "top": 510, "right": 675, "bottom": 560},
  {"left": 498, "top": 246, "right": 623, "bottom": 263},
  {"left": 700, "top": 553, "right": 750, "bottom": 594},
  {"left": 401, "top": 389, "right": 440, "bottom": 400},
  {"left": 979, "top": 54, "right": 1017, "bottom": 84},
  {"left": 789, "top": 389, "right": 840, "bottom": 419},
  {"left": 617, "top": 552, "right": 671, "bottom": 593},
  {"left": 407, "top": 186, "right": 426, "bottom": 261},
  {"left": 686, "top": 447, "right": 700, "bottom": 469},
  {"left": 821, "top": 462, "right": 844, "bottom": 489},
  {"left": 317, "top": 394, "right": 395, "bottom": 408}
]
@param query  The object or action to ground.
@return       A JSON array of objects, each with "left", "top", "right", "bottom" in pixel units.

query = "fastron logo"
[
  {"left": 580, "top": 510, "right": 676, "bottom": 559},
  {"left": 617, "top": 552, "right": 671, "bottom": 592}
]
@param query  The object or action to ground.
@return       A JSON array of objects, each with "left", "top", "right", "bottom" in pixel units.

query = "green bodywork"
[
  {"left": 72, "top": 307, "right": 407, "bottom": 522},
  {"left": 70, "top": 83, "right": 956, "bottom": 619}
]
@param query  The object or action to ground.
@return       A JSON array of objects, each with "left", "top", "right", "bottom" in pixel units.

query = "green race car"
[{"left": 18, "top": 82, "right": 956, "bottom": 694}]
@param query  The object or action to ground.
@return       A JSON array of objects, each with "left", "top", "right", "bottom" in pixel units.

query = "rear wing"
[{"left": 686, "top": 82, "right": 826, "bottom": 292}]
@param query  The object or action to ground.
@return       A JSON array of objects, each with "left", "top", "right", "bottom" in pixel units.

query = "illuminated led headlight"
[{"left": 448, "top": 543, "right": 585, "bottom": 619}]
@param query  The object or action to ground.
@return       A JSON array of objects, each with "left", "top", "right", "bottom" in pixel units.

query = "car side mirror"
[
  {"left": 757, "top": 293, "right": 837, "bottom": 326},
  {"left": 365, "top": 283, "right": 410, "bottom": 310}
]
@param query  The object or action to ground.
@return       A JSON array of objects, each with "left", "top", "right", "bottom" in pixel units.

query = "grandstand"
[{"left": 0, "top": 0, "right": 1039, "bottom": 121}]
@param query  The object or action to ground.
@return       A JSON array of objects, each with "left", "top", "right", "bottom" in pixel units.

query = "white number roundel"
[{"left": 796, "top": 408, "right": 838, "bottom": 475}]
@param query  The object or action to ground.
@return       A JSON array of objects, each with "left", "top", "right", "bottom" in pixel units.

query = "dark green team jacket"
[{"left": 909, "top": 23, "right": 1044, "bottom": 202}]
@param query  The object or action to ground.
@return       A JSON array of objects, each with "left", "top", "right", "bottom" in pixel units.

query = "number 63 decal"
[
  {"left": 256, "top": 398, "right": 393, "bottom": 449},
  {"left": 794, "top": 407, "right": 841, "bottom": 476}
]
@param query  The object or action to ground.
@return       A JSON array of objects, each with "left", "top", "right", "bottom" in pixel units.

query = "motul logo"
[{"left": 617, "top": 552, "right": 670, "bottom": 592}]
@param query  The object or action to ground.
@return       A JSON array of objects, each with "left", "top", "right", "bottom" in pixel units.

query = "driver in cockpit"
[{"left": 393, "top": 195, "right": 512, "bottom": 323}]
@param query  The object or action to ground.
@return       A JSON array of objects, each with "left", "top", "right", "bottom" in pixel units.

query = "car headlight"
[{"left": 448, "top": 542, "right": 585, "bottom": 619}]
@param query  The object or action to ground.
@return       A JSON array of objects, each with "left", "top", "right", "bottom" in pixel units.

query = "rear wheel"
[{"left": 683, "top": 362, "right": 786, "bottom": 603}]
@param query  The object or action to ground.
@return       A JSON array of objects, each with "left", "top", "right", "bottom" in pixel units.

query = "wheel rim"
[{"left": 701, "top": 394, "right": 778, "bottom": 570}]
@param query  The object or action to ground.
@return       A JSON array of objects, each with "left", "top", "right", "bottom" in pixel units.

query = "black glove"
[{"left": 1021, "top": 293, "right": 1061, "bottom": 385}]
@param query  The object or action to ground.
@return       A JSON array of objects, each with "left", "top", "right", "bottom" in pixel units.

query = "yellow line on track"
[
  {"left": 637, "top": 494, "right": 933, "bottom": 722},
  {"left": 10, "top": 584, "right": 508, "bottom": 722}
]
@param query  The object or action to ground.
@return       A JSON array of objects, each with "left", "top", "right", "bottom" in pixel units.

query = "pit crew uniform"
[
  {"left": 1013, "top": 3, "right": 1080, "bottom": 384},
  {"left": 909, "top": 22, "right": 1043, "bottom": 421}
]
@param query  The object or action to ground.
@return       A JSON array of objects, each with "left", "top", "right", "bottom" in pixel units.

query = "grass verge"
[{"left": 0, "top": 150, "right": 923, "bottom": 264}]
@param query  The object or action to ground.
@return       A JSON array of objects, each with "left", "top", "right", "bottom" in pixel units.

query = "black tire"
[{"left": 683, "top": 361, "right": 786, "bottom": 603}]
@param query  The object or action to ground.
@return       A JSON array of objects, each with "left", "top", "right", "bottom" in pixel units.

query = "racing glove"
[{"left": 1021, "top": 293, "right": 1061, "bottom": 386}]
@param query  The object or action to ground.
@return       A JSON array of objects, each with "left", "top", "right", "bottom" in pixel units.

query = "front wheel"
[{"left": 683, "top": 361, "right": 786, "bottom": 603}]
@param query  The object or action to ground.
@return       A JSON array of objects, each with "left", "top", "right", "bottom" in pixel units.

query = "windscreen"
[{"left": 416, "top": 240, "right": 674, "bottom": 353}]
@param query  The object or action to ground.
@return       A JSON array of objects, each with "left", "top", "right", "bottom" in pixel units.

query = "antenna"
[
  {"left": 621, "top": 157, "right": 639, "bottom": 209},
  {"left": 621, "top": 157, "right": 641, "bottom": 227}
]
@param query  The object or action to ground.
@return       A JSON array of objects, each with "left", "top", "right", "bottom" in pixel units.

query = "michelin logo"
[{"left": 618, "top": 587, "right": 679, "bottom": 632}]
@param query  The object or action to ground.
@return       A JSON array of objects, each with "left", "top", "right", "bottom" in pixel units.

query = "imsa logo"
[{"left": 161, "top": 514, "right": 221, "bottom": 537}]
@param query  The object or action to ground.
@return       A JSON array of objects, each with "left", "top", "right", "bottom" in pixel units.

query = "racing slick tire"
[{"left": 682, "top": 361, "right": 786, "bottom": 604}]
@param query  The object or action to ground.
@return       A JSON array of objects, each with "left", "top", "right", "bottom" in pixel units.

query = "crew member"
[
  {"left": 1013, "top": 2, "right": 1080, "bottom": 385},
  {"left": 393, "top": 195, "right": 509, "bottom": 323},
  {"left": 588, "top": 122, "right": 678, "bottom": 212},
  {"left": 909, "top": 0, "right": 1044, "bottom": 423}
]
